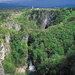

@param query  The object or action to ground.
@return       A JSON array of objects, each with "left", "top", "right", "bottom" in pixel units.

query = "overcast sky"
[{"left": 0, "top": 0, "right": 75, "bottom": 8}]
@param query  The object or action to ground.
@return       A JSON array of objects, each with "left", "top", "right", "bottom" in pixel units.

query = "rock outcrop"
[
  {"left": 41, "top": 11, "right": 56, "bottom": 29},
  {"left": 29, "top": 10, "right": 56, "bottom": 29},
  {"left": 0, "top": 63, "right": 5, "bottom": 75},
  {"left": 0, "top": 43, "right": 5, "bottom": 75},
  {"left": 16, "top": 64, "right": 28, "bottom": 74},
  {"left": 5, "top": 35, "right": 10, "bottom": 44},
  {"left": 0, "top": 35, "right": 10, "bottom": 75},
  {"left": 22, "top": 35, "right": 29, "bottom": 43},
  {"left": 8, "top": 22, "right": 21, "bottom": 31},
  {"left": 0, "top": 43, "right": 5, "bottom": 61},
  {"left": 0, "top": 41, "right": 10, "bottom": 61}
]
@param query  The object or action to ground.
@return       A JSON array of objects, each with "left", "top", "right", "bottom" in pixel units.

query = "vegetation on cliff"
[
  {"left": 28, "top": 8, "right": 75, "bottom": 75},
  {"left": 0, "top": 8, "right": 75, "bottom": 75},
  {"left": 29, "top": 20, "right": 75, "bottom": 75}
]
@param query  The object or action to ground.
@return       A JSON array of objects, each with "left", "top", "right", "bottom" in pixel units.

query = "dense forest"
[{"left": 0, "top": 8, "right": 75, "bottom": 75}]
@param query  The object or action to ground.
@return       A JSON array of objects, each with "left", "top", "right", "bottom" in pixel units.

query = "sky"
[{"left": 0, "top": 0, "right": 75, "bottom": 8}]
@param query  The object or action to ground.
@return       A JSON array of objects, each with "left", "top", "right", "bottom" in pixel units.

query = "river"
[{"left": 26, "top": 59, "right": 38, "bottom": 75}]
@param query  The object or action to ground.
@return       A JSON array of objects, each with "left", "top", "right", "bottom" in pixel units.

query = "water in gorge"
[{"left": 26, "top": 59, "right": 38, "bottom": 75}]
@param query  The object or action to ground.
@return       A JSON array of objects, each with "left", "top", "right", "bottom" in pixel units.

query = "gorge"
[{"left": 0, "top": 8, "right": 75, "bottom": 75}]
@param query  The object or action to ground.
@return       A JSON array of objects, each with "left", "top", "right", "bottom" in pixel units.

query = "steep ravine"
[
  {"left": 26, "top": 10, "right": 57, "bottom": 75},
  {"left": 0, "top": 9, "right": 62, "bottom": 75},
  {"left": 25, "top": 35, "right": 38, "bottom": 75}
]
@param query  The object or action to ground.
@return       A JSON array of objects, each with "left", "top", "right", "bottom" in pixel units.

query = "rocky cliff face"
[
  {"left": 0, "top": 34, "right": 10, "bottom": 75},
  {"left": 29, "top": 9, "right": 56, "bottom": 29},
  {"left": 0, "top": 39, "right": 10, "bottom": 61},
  {"left": 0, "top": 63, "right": 5, "bottom": 75},
  {"left": 22, "top": 35, "right": 29, "bottom": 43},
  {"left": 0, "top": 43, "right": 6, "bottom": 75},
  {"left": 0, "top": 43, "right": 5, "bottom": 61},
  {"left": 1, "top": 22, "right": 21, "bottom": 31},
  {"left": 8, "top": 22, "right": 21, "bottom": 31}
]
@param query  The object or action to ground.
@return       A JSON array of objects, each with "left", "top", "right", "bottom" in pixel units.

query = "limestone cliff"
[
  {"left": 0, "top": 35, "right": 10, "bottom": 75},
  {"left": 28, "top": 9, "right": 56, "bottom": 29},
  {"left": 0, "top": 8, "right": 58, "bottom": 75}
]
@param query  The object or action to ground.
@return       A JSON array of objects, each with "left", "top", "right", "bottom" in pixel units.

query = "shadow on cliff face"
[
  {"left": 59, "top": 52, "right": 75, "bottom": 75},
  {"left": 26, "top": 70, "right": 38, "bottom": 75},
  {"left": 40, "top": 52, "right": 75, "bottom": 75},
  {"left": 28, "top": 10, "right": 56, "bottom": 29}
]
